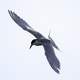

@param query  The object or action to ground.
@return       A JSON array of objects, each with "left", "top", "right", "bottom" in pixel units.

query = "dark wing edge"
[
  {"left": 43, "top": 42, "right": 60, "bottom": 74},
  {"left": 8, "top": 10, "right": 45, "bottom": 39}
]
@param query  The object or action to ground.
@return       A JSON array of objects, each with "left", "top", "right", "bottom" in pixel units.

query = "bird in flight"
[{"left": 8, "top": 10, "right": 60, "bottom": 74}]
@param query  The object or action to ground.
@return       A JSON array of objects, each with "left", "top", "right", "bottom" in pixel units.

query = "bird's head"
[{"left": 30, "top": 39, "right": 38, "bottom": 48}]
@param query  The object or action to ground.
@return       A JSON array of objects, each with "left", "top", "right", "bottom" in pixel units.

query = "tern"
[{"left": 8, "top": 10, "right": 60, "bottom": 74}]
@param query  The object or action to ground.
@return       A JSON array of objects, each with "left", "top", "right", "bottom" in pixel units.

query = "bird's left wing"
[
  {"left": 8, "top": 10, "right": 45, "bottom": 39},
  {"left": 43, "top": 42, "right": 60, "bottom": 73}
]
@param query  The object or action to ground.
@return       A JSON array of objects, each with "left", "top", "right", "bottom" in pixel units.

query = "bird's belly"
[
  {"left": 35, "top": 41, "right": 42, "bottom": 46},
  {"left": 36, "top": 43, "right": 42, "bottom": 46}
]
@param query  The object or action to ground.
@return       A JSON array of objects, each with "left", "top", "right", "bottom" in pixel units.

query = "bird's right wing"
[
  {"left": 43, "top": 42, "right": 60, "bottom": 73},
  {"left": 8, "top": 10, "right": 45, "bottom": 39}
]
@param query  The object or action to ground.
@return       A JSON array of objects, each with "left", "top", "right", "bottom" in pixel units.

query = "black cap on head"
[{"left": 30, "top": 39, "right": 36, "bottom": 49}]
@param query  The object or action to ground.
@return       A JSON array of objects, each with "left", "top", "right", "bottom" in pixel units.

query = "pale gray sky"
[{"left": 0, "top": 0, "right": 80, "bottom": 80}]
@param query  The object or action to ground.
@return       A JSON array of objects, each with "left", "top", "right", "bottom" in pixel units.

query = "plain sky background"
[{"left": 0, "top": 0, "right": 80, "bottom": 80}]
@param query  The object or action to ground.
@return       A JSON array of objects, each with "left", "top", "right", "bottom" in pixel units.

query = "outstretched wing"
[
  {"left": 43, "top": 42, "right": 60, "bottom": 73},
  {"left": 8, "top": 10, "right": 45, "bottom": 39}
]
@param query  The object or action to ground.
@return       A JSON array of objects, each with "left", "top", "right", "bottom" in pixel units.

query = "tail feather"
[{"left": 48, "top": 32, "right": 60, "bottom": 51}]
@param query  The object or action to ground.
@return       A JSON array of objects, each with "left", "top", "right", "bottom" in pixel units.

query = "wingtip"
[
  {"left": 50, "top": 64, "right": 60, "bottom": 74},
  {"left": 8, "top": 10, "right": 10, "bottom": 14},
  {"left": 8, "top": 10, "right": 12, "bottom": 16},
  {"left": 8, "top": 9, "right": 10, "bottom": 12},
  {"left": 8, "top": 10, "right": 15, "bottom": 19},
  {"left": 54, "top": 68, "right": 60, "bottom": 74},
  {"left": 55, "top": 68, "right": 60, "bottom": 74},
  {"left": 8, "top": 10, "right": 11, "bottom": 14},
  {"left": 57, "top": 71, "right": 60, "bottom": 74}
]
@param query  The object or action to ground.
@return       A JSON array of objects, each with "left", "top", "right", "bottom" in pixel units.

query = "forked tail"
[{"left": 48, "top": 31, "right": 60, "bottom": 51}]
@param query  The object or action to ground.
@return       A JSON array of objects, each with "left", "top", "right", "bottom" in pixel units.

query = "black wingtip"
[
  {"left": 52, "top": 66, "right": 60, "bottom": 74},
  {"left": 8, "top": 10, "right": 10, "bottom": 14},
  {"left": 8, "top": 10, "right": 13, "bottom": 17},
  {"left": 8, "top": 10, "right": 10, "bottom": 12},
  {"left": 8, "top": 10, "right": 11, "bottom": 14}
]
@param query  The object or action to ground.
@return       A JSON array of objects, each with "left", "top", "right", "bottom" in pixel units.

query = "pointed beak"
[{"left": 29, "top": 44, "right": 33, "bottom": 49}]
